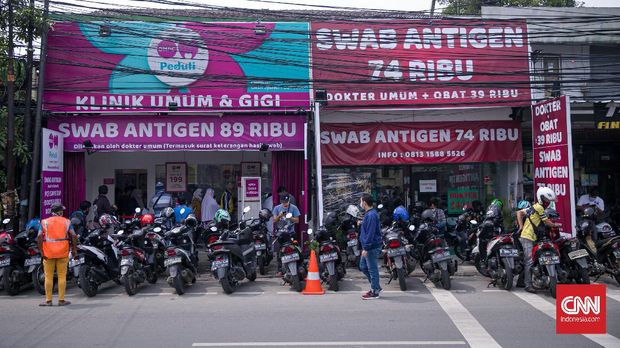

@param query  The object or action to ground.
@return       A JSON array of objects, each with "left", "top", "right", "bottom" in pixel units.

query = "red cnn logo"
[{"left": 556, "top": 284, "right": 606, "bottom": 334}]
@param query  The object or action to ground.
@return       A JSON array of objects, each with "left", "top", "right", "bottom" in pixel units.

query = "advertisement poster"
[
  {"left": 321, "top": 121, "right": 522, "bottom": 166},
  {"left": 419, "top": 180, "right": 437, "bottom": 193},
  {"left": 531, "top": 96, "right": 576, "bottom": 236},
  {"left": 41, "top": 128, "right": 64, "bottom": 219},
  {"left": 44, "top": 22, "right": 310, "bottom": 113},
  {"left": 448, "top": 188, "right": 481, "bottom": 214},
  {"left": 165, "top": 162, "right": 187, "bottom": 193},
  {"left": 322, "top": 171, "right": 372, "bottom": 212},
  {"left": 311, "top": 20, "right": 530, "bottom": 108},
  {"left": 48, "top": 115, "right": 305, "bottom": 152}
]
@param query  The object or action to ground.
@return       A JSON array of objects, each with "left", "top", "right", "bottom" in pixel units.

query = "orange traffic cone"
[{"left": 302, "top": 250, "right": 325, "bottom": 295}]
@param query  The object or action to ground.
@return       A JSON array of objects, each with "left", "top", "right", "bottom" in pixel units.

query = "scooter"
[
  {"left": 0, "top": 219, "right": 36, "bottom": 295},
  {"left": 276, "top": 213, "right": 307, "bottom": 292},
  {"left": 164, "top": 214, "right": 198, "bottom": 295},
  {"left": 308, "top": 227, "right": 346, "bottom": 291},
  {"left": 78, "top": 227, "right": 122, "bottom": 297},
  {"left": 382, "top": 222, "right": 413, "bottom": 291}
]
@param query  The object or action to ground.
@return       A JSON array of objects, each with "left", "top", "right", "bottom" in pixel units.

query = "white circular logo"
[{"left": 147, "top": 27, "right": 209, "bottom": 87}]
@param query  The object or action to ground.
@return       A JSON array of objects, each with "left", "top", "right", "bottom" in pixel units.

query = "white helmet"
[
  {"left": 346, "top": 204, "right": 361, "bottom": 219},
  {"left": 536, "top": 187, "right": 557, "bottom": 207}
]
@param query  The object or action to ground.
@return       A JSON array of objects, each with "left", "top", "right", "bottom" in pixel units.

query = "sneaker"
[
  {"left": 362, "top": 291, "right": 380, "bottom": 300},
  {"left": 524, "top": 287, "right": 537, "bottom": 294}
]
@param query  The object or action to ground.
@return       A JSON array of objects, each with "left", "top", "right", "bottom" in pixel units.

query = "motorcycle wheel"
[
  {"left": 146, "top": 269, "right": 158, "bottom": 284},
  {"left": 499, "top": 267, "right": 513, "bottom": 291},
  {"left": 258, "top": 255, "right": 266, "bottom": 275},
  {"left": 577, "top": 266, "right": 590, "bottom": 284},
  {"left": 124, "top": 273, "right": 138, "bottom": 296},
  {"left": 328, "top": 274, "right": 339, "bottom": 292},
  {"left": 173, "top": 274, "right": 185, "bottom": 295},
  {"left": 220, "top": 275, "right": 236, "bottom": 294},
  {"left": 441, "top": 269, "right": 451, "bottom": 290},
  {"left": 247, "top": 271, "right": 257, "bottom": 282},
  {"left": 3, "top": 266, "right": 20, "bottom": 296},
  {"left": 79, "top": 265, "right": 99, "bottom": 297},
  {"left": 397, "top": 268, "right": 407, "bottom": 291},
  {"left": 32, "top": 264, "right": 46, "bottom": 295},
  {"left": 549, "top": 277, "right": 557, "bottom": 299},
  {"left": 291, "top": 274, "right": 302, "bottom": 292},
  {"left": 473, "top": 254, "right": 483, "bottom": 274}
]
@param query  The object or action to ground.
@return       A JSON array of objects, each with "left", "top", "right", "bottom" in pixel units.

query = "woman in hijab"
[
  {"left": 130, "top": 187, "right": 145, "bottom": 212},
  {"left": 201, "top": 188, "right": 220, "bottom": 223},
  {"left": 192, "top": 188, "right": 203, "bottom": 221}
]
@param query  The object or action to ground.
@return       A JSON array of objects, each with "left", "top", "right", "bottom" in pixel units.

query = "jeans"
[
  {"left": 43, "top": 257, "right": 68, "bottom": 302},
  {"left": 520, "top": 238, "right": 534, "bottom": 288},
  {"left": 359, "top": 245, "right": 382, "bottom": 294}
]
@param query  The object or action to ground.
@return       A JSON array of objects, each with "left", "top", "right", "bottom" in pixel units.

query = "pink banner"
[
  {"left": 48, "top": 115, "right": 306, "bottom": 152},
  {"left": 532, "top": 96, "right": 576, "bottom": 236},
  {"left": 41, "top": 171, "right": 64, "bottom": 219}
]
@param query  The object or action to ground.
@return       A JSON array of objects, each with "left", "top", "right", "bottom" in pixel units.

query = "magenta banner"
[
  {"left": 48, "top": 115, "right": 305, "bottom": 152},
  {"left": 41, "top": 128, "right": 64, "bottom": 219},
  {"left": 44, "top": 22, "right": 310, "bottom": 113}
]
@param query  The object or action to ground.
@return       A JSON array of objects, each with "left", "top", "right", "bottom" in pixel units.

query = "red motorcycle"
[{"left": 530, "top": 209, "right": 562, "bottom": 298}]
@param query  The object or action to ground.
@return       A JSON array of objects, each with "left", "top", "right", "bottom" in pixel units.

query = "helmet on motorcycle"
[
  {"left": 185, "top": 214, "right": 198, "bottom": 228},
  {"left": 259, "top": 208, "right": 272, "bottom": 222},
  {"left": 583, "top": 207, "right": 595, "bottom": 219},
  {"left": 346, "top": 204, "right": 361, "bottom": 219},
  {"left": 25, "top": 218, "right": 41, "bottom": 233},
  {"left": 544, "top": 208, "right": 560, "bottom": 219},
  {"left": 420, "top": 209, "right": 436, "bottom": 223},
  {"left": 162, "top": 207, "right": 174, "bottom": 218},
  {"left": 517, "top": 200, "right": 531, "bottom": 210},
  {"left": 214, "top": 209, "right": 231, "bottom": 224},
  {"left": 98, "top": 214, "right": 114, "bottom": 227},
  {"left": 413, "top": 201, "right": 426, "bottom": 214},
  {"left": 490, "top": 198, "right": 503, "bottom": 210},
  {"left": 536, "top": 187, "right": 557, "bottom": 208},
  {"left": 140, "top": 214, "right": 154, "bottom": 227},
  {"left": 323, "top": 211, "right": 338, "bottom": 228},
  {"left": 393, "top": 205, "right": 409, "bottom": 222},
  {"left": 485, "top": 206, "right": 500, "bottom": 220}
]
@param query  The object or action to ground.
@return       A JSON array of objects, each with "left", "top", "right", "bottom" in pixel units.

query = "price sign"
[{"left": 165, "top": 162, "right": 187, "bottom": 192}]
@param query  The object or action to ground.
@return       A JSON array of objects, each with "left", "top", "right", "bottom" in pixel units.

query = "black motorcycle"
[
  {"left": 0, "top": 219, "right": 38, "bottom": 295},
  {"left": 452, "top": 209, "right": 479, "bottom": 261},
  {"left": 577, "top": 207, "right": 620, "bottom": 285},
  {"left": 249, "top": 218, "right": 273, "bottom": 276},
  {"left": 118, "top": 227, "right": 157, "bottom": 295},
  {"left": 482, "top": 232, "right": 519, "bottom": 290},
  {"left": 382, "top": 222, "right": 413, "bottom": 291},
  {"left": 276, "top": 213, "right": 307, "bottom": 292},
  {"left": 164, "top": 218, "right": 198, "bottom": 295},
  {"left": 78, "top": 227, "right": 122, "bottom": 297},
  {"left": 309, "top": 226, "right": 346, "bottom": 291},
  {"left": 143, "top": 224, "right": 167, "bottom": 280},
  {"left": 413, "top": 221, "right": 456, "bottom": 290}
]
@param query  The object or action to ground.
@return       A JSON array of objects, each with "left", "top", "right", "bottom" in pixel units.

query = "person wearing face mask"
[
  {"left": 358, "top": 193, "right": 382, "bottom": 300},
  {"left": 516, "top": 187, "right": 560, "bottom": 293}
]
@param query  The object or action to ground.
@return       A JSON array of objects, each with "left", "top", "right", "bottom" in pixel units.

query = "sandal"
[
  {"left": 39, "top": 301, "right": 53, "bottom": 307},
  {"left": 58, "top": 300, "right": 71, "bottom": 306}
]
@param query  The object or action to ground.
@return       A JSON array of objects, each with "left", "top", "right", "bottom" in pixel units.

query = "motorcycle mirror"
[
  {"left": 307, "top": 228, "right": 313, "bottom": 235},
  {"left": 117, "top": 230, "right": 124, "bottom": 235},
  {"left": 285, "top": 212, "right": 293, "bottom": 219},
  {"left": 377, "top": 204, "right": 384, "bottom": 209},
  {"left": 210, "top": 226, "right": 218, "bottom": 232},
  {"left": 180, "top": 208, "right": 186, "bottom": 215},
  {"left": 409, "top": 225, "right": 415, "bottom": 231},
  {"left": 153, "top": 227, "right": 162, "bottom": 233},
  {"left": 470, "top": 220, "right": 478, "bottom": 225},
  {"left": 135, "top": 207, "right": 141, "bottom": 213},
  {"left": 243, "top": 206, "right": 251, "bottom": 213},
  {"left": 2, "top": 218, "right": 10, "bottom": 224}
]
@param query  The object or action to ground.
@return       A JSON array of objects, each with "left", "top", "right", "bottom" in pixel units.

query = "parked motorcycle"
[
  {"left": 250, "top": 211, "right": 273, "bottom": 276},
  {"left": 381, "top": 221, "right": 413, "bottom": 291},
  {"left": 452, "top": 208, "right": 479, "bottom": 261},
  {"left": 482, "top": 232, "right": 520, "bottom": 290},
  {"left": 413, "top": 212, "right": 457, "bottom": 290},
  {"left": 473, "top": 207, "right": 504, "bottom": 276},
  {"left": 164, "top": 213, "right": 199, "bottom": 295},
  {"left": 577, "top": 207, "right": 620, "bottom": 285},
  {"left": 0, "top": 219, "right": 38, "bottom": 295},
  {"left": 118, "top": 227, "right": 157, "bottom": 295},
  {"left": 209, "top": 207, "right": 257, "bottom": 294},
  {"left": 78, "top": 226, "right": 122, "bottom": 297},
  {"left": 308, "top": 225, "right": 346, "bottom": 291},
  {"left": 530, "top": 209, "right": 562, "bottom": 298},
  {"left": 341, "top": 205, "right": 361, "bottom": 268},
  {"left": 276, "top": 213, "right": 307, "bottom": 292},
  {"left": 555, "top": 232, "right": 590, "bottom": 284}
]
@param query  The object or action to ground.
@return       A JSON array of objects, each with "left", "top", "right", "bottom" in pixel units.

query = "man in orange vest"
[{"left": 37, "top": 203, "right": 79, "bottom": 306}]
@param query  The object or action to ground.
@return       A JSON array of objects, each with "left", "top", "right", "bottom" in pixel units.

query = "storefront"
[{"left": 42, "top": 20, "right": 312, "bottom": 223}]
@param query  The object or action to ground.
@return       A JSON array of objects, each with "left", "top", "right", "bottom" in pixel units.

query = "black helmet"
[
  {"left": 185, "top": 214, "right": 198, "bottom": 228},
  {"left": 583, "top": 207, "right": 595, "bottom": 219},
  {"left": 259, "top": 208, "right": 272, "bottom": 222},
  {"left": 323, "top": 211, "right": 338, "bottom": 228},
  {"left": 421, "top": 209, "right": 436, "bottom": 223},
  {"left": 413, "top": 201, "right": 426, "bottom": 213}
]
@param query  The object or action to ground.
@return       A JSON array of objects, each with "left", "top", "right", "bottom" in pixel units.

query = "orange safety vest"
[{"left": 42, "top": 216, "right": 71, "bottom": 259}]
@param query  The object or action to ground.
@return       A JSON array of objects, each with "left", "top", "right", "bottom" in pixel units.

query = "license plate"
[
  {"left": 499, "top": 248, "right": 519, "bottom": 257},
  {"left": 164, "top": 257, "right": 182, "bottom": 267},
  {"left": 539, "top": 255, "right": 560, "bottom": 265},
  {"left": 24, "top": 257, "right": 41, "bottom": 266},
  {"left": 254, "top": 243, "right": 267, "bottom": 251},
  {"left": 387, "top": 247, "right": 406, "bottom": 257},
  {"left": 568, "top": 249, "right": 589, "bottom": 260},
  {"left": 120, "top": 258, "right": 132, "bottom": 266},
  {"left": 347, "top": 240, "right": 358, "bottom": 247},
  {"left": 211, "top": 258, "right": 229, "bottom": 270},
  {"left": 0, "top": 258, "right": 10, "bottom": 267},
  {"left": 432, "top": 252, "right": 452, "bottom": 263},
  {"left": 319, "top": 252, "right": 338, "bottom": 263},
  {"left": 281, "top": 253, "right": 300, "bottom": 263},
  {"left": 69, "top": 257, "right": 84, "bottom": 268}
]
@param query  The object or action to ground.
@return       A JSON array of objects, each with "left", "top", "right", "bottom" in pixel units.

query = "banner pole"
[{"left": 313, "top": 102, "right": 324, "bottom": 227}]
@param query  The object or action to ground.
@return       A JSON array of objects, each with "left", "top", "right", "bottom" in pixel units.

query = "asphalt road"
[{"left": 1, "top": 264, "right": 619, "bottom": 348}]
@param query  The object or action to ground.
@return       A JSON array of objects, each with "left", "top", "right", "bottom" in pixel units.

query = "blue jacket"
[{"left": 360, "top": 208, "right": 382, "bottom": 250}]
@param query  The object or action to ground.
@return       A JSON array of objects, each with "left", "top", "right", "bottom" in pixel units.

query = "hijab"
[{"left": 201, "top": 188, "right": 220, "bottom": 222}]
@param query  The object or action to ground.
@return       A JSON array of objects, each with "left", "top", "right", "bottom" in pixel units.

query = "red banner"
[
  {"left": 320, "top": 121, "right": 522, "bottom": 165},
  {"left": 532, "top": 96, "right": 576, "bottom": 236},
  {"left": 311, "top": 20, "right": 530, "bottom": 108}
]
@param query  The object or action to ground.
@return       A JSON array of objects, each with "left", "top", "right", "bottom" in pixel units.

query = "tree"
[{"left": 439, "top": 0, "right": 582, "bottom": 16}]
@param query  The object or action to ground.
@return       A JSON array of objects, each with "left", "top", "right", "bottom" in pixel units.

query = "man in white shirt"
[{"left": 577, "top": 188, "right": 604, "bottom": 214}]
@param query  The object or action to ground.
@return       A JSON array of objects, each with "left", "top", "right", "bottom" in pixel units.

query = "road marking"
[
  {"left": 192, "top": 341, "right": 467, "bottom": 346},
  {"left": 230, "top": 291, "right": 264, "bottom": 295},
  {"left": 424, "top": 283, "right": 501, "bottom": 348},
  {"left": 512, "top": 290, "right": 620, "bottom": 348},
  {"left": 607, "top": 290, "right": 620, "bottom": 303},
  {"left": 482, "top": 290, "right": 503, "bottom": 293},
  {"left": 276, "top": 291, "right": 298, "bottom": 295}
]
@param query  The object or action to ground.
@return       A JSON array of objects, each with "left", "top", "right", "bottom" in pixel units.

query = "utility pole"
[
  {"left": 19, "top": 0, "right": 36, "bottom": 228},
  {"left": 28, "top": 0, "right": 50, "bottom": 220},
  {"left": 6, "top": 0, "right": 16, "bottom": 195}
]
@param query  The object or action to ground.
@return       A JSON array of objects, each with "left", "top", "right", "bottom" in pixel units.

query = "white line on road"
[
  {"left": 424, "top": 283, "right": 501, "bottom": 348},
  {"left": 512, "top": 290, "right": 620, "bottom": 348},
  {"left": 230, "top": 292, "right": 264, "bottom": 295},
  {"left": 192, "top": 341, "right": 467, "bottom": 346},
  {"left": 482, "top": 290, "right": 503, "bottom": 293},
  {"left": 607, "top": 291, "right": 620, "bottom": 303}
]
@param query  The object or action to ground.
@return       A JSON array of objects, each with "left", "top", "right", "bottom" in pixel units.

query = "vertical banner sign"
[
  {"left": 531, "top": 96, "right": 576, "bottom": 236},
  {"left": 240, "top": 177, "right": 261, "bottom": 222},
  {"left": 165, "top": 162, "right": 187, "bottom": 192},
  {"left": 41, "top": 129, "right": 64, "bottom": 218}
]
